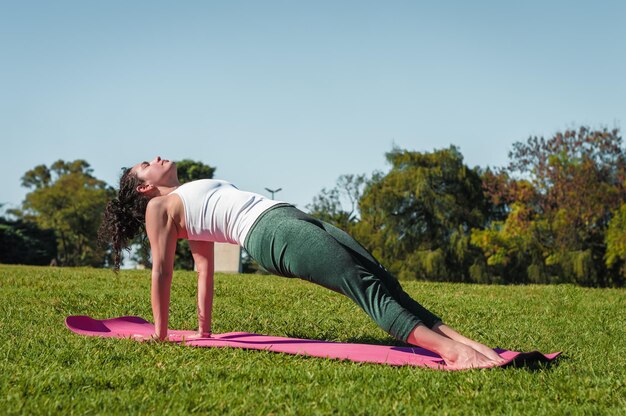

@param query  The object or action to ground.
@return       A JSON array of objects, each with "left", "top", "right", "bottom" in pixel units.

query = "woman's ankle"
[
  {"left": 437, "top": 339, "right": 466, "bottom": 362},
  {"left": 406, "top": 324, "right": 459, "bottom": 358}
]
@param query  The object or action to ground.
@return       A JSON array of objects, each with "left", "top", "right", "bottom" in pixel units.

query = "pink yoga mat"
[{"left": 65, "top": 316, "right": 561, "bottom": 370}]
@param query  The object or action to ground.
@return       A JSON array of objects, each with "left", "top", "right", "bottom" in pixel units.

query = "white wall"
[{"left": 214, "top": 242, "right": 241, "bottom": 273}]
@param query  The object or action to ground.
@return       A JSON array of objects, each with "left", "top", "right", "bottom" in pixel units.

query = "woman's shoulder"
[{"left": 146, "top": 193, "right": 183, "bottom": 216}]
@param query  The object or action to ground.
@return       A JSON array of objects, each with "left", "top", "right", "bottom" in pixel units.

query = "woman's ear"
[{"left": 136, "top": 183, "right": 154, "bottom": 195}]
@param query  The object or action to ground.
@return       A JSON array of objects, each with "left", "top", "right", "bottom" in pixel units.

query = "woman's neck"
[{"left": 155, "top": 184, "right": 180, "bottom": 197}]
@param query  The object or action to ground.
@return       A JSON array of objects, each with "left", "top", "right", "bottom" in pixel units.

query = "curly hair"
[{"left": 98, "top": 168, "right": 150, "bottom": 272}]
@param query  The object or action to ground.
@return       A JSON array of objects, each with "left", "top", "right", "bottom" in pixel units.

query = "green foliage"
[
  {"left": 353, "top": 146, "right": 488, "bottom": 281},
  {"left": 240, "top": 248, "right": 270, "bottom": 274},
  {"left": 605, "top": 203, "right": 626, "bottom": 285},
  {"left": 173, "top": 240, "right": 195, "bottom": 270},
  {"left": 307, "top": 174, "right": 367, "bottom": 232},
  {"left": 544, "top": 250, "right": 596, "bottom": 284},
  {"left": 0, "top": 218, "right": 57, "bottom": 265},
  {"left": 526, "top": 263, "right": 547, "bottom": 284},
  {"left": 15, "top": 160, "right": 113, "bottom": 266},
  {"left": 1, "top": 265, "right": 625, "bottom": 414},
  {"left": 175, "top": 159, "right": 216, "bottom": 185},
  {"left": 470, "top": 203, "right": 547, "bottom": 283},
  {"left": 413, "top": 249, "right": 448, "bottom": 281},
  {"left": 468, "top": 259, "right": 500, "bottom": 284}
]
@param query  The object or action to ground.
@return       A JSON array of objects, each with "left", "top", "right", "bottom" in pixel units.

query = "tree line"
[
  {"left": 1, "top": 159, "right": 216, "bottom": 270},
  {"left": 308, "top": 126, "right": 626, "bottom": 287},
  {"left": 2, "top": 126, "right": 625, "bottom": 286}
]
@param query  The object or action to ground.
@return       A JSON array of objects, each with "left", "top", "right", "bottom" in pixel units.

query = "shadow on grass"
[
  {"left": 503, "top": 352, "right": 565, "bottom": 372},
  {"left": 282, "top": 332, "right": 407, "bottom": 346}
]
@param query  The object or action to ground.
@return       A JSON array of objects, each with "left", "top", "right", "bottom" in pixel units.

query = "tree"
[
  {"left": 306, "top": 174, "right": 368, "bottom": 231},
  {"left": 0, "top": 217, "right": 57, "bottom": 265},
  {"left": 15, "top": 160, "right": 114, "bottom": 266},
  {"left": 470, "top": 168, "right": 547, "bottom": 283},
  {"left": 475, "top": 127, "right": 626, "bottom": 286},
  {"left": 602, "top": 205, "right": 626, "bottom": 286},
  {"left": 175, "top": 159, "right": 216, "bottom": 185},
  {"left": 353, "top": 146, "right": 488, "bottom": 281}
]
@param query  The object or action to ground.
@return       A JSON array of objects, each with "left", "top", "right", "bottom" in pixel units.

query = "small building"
[{"left": 213, "top": 242, "right": 241, "bottom": 273}]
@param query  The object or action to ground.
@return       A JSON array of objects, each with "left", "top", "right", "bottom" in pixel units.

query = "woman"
[{"left": 98, "top": 156, "right": 506, "bottom": 370}]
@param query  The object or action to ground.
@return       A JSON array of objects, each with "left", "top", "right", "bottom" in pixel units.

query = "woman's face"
[{"left": 131, "top": 156, "right": 177, "bottom": 186}]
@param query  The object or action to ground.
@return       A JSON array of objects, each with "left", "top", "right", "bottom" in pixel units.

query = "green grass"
[{"left": 0, "top": 265, "right": 624, "bottom": 415}]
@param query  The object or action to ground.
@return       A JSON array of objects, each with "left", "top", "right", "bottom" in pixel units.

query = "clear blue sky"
[{"left": 2, "top": 0, "right": 624, "bottom": 212}]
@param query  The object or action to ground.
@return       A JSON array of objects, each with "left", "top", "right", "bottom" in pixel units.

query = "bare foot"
[
  {"left": 442, "top": 343, "right": 501, "bottom": 370},
  {"left": 466, "top": 342, "right": 507, "bottom": 365}
]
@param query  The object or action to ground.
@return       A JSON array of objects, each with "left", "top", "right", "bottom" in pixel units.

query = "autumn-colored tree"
[
  {"left": 470, "top": 176, "right": 549, "bottom": 283},
  {"left": 474, "top": 127, "right": 626, "bottom": 286}
]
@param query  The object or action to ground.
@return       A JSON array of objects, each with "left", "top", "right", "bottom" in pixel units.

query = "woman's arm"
[
  {"left": 189, "top": 240, "right": 215, "bottom": 336},
  {"left": 145, "top": 199, "right": 178, "bottom": 340}
]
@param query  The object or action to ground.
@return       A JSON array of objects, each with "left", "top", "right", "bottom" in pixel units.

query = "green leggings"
[{"left": 243, "top": 205, "right": 442, "bottom": 342}]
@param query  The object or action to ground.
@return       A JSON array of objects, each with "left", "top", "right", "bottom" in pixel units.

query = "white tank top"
[{"left": 171, "top": 179, "right": 286, "bottom": 245}]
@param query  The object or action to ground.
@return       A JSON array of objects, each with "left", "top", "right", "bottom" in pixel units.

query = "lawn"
[{"left": 0, "top": 265, "right": 624, "bottom": 415}]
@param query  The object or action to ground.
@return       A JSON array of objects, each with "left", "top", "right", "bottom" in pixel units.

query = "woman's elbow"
[{"left": 151, "top": 266, "right": 172, "bottom": 281}]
